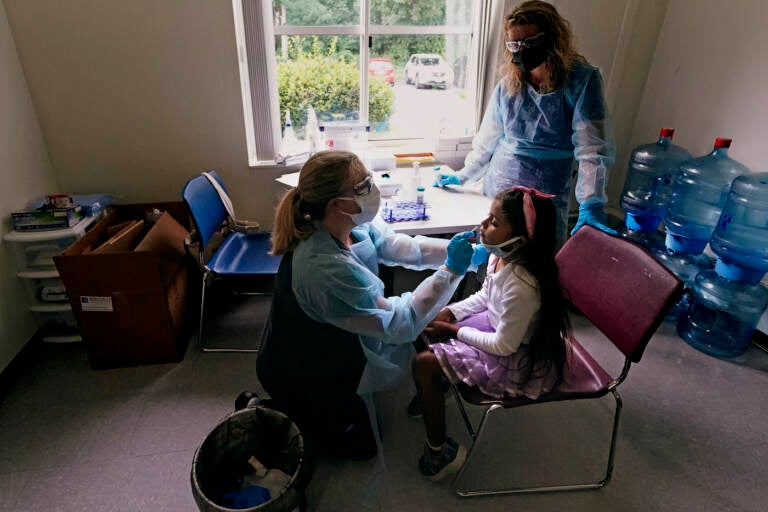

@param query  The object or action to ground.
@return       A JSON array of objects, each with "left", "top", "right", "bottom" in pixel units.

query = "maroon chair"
[{"left": 451, "top": 226, "right": 684, "bottom": 497}]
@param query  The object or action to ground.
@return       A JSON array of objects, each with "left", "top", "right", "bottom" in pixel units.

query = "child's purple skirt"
[{"left": 429, "top": 312, "right": 558, "bottom": 400}]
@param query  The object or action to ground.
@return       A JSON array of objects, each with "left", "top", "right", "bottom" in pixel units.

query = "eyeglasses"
[
  {"left": 505, "top": 32, "right": 547, "bottom": 53},
  {"left": 352, "top": 173, "right": 373, "bottom": 196}
]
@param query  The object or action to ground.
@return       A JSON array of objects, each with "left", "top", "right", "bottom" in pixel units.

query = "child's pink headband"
[{"left": 510, "top": 186, "right": 555, "bottom": 239}]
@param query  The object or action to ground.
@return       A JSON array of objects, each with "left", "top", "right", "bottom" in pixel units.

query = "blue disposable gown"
[
  {"left": 291, "top": 217, "right": 462, "bottom": 394},
  {"left": 461, "top": 61, "right": 615, "bottom": 237}
]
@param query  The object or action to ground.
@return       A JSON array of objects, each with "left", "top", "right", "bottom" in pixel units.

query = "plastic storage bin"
[
  {"left": 664, "top": 138, "right": 749, "bottom": 254},
  {"left": 709, "top": 172, "right": 768, "bottom": 284},
  {"left": 4, "top": 214, "right": 100, "bottom": 342},
  {"left": 620, "top": 128, "right": 691, "bottom": 232},
  {"left": 3, "top": 214, "right": 100, "bottom": 271},
  {"left": 31, "top": 305, "right": 81, "bottom": 343},
  {"left": 18, "top": 270, "right": 69, "bottom": 307}
]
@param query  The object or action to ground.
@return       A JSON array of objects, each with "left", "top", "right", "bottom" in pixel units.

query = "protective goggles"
[
  {"left": 352, "top": 173, "right": 374, "bottom": 196},
  {"left": 505, "top": 32, "right": 547, "bottom": 53}
]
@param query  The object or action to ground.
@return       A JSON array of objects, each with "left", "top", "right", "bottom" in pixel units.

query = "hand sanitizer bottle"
[{"left": 281, "top": 110, "right": 299, "bottom": 154}]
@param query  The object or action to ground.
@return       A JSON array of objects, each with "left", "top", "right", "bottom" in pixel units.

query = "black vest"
[{"left": 257, "top": 252, "right": 366, "bottom": 400}]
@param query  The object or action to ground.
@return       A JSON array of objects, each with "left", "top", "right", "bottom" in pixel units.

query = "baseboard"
[{"left": 0, "top": 330, "right": 44, "bottom": 404}]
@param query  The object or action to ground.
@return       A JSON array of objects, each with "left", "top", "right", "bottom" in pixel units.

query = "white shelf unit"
[{"left": 4, "top": 215, "right": 101, "bottom": 343}]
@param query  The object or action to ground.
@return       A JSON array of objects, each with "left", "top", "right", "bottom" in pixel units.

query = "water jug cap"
[
  {"left": 714, "top": 258, "right": 765, "bottom": 285},
  {"left": 625, "top": 212, "right": 662, "bottom": 232},
  {"left": 659, "top": 128, "right": 675, "bottom": 138},
  {"left": 714, "top": 138, "right": 732, "bottom": 148}
]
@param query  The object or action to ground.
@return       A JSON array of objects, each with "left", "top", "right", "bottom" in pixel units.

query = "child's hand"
[
  {"left": 432, "top": 308, "right": 456, "bottom": 324},
  {"left": 424, "top": 320, "right": 459, "bottom": 340}
]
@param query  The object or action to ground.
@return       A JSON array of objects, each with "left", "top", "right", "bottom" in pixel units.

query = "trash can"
[{"left": 191, "top": 405, "right": 306, "bottom": 512}]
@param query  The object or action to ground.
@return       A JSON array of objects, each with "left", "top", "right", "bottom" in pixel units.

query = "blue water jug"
[
  {"left": 664, "top": 138, "right": 750, "bottom": 254},
  {"left": 653, "top": 247, "right": 714, "bottom": 320},
  {"left": 621, "top": 228, "right": 666, "bottom": 253},
  {"left": 710, "top": 172, "right": 768, "bottom": 284},
  {"left": 678, "top": 269, "right": 768, "bottom": 358},
  {"left": 620, "top": 128, "right": 691, "bottom": 232}
]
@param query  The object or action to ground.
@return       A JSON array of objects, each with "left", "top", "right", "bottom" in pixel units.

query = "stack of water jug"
[{"left": 620, "top": 129, "right": 768, "bottom": 358}]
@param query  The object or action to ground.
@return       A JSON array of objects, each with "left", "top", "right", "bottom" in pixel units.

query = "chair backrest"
[
  {"left": 181, "top": 170, "right": 228, "bottom": 249},
  {"left": 556, "top": 226, "right": 683, "bottom": 363}
]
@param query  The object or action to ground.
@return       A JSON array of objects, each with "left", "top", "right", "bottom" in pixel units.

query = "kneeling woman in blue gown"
[{"left": 256, "top": 150, "right": 475, "bottom": 460}]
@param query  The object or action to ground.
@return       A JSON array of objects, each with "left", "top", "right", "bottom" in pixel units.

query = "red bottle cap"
[
  {"left": 659, "top": 128, "right": 675, "bottom": 138},
  {"left": 714, "top": 138, "right": 732, "bottom": 148}
]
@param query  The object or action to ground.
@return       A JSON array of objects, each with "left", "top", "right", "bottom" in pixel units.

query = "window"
[{"left": 234, "top": 0, "right": 495, "bottom": 165}]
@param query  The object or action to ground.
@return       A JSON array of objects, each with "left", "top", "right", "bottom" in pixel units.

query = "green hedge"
[{"left": 277, "top": 55, "right": 394, "bottom": 131}]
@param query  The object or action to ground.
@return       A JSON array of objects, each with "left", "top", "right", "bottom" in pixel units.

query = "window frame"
[{"left": 234, "top": 0, "right": 495, "bottom": 167}]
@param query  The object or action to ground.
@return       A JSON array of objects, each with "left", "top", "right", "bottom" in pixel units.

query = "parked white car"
[{"left": 404, "top": 53, "right": 454, "bottom": 89}]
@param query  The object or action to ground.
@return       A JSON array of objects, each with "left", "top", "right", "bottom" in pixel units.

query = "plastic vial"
[{"left": 416, "top": 186, "right": 425, "bottom": 205}]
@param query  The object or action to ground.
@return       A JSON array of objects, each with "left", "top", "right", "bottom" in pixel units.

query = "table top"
[
  {"left": 276, "top": 167, "right": 491, "bottom": 236},
  {"left": 380, "top": 180, "right": 490, "bottom": 235}
]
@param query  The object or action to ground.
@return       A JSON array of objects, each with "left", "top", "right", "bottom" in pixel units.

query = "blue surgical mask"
[{"left": 482, "top": 235, "right": 526, "bottom": 258}]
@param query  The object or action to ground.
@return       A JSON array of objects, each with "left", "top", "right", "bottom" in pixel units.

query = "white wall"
[
  {"left": 3, "top": 0, "right": 290, "bottom": 225},
  {"left": 629, "top": 0, "right": 768, "bottom": 172},
  {"left": 0, "top": 0, "right": 58, "bottom": 370}
]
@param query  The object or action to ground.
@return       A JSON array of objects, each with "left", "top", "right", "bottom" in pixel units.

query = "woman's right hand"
[{"left": 444, "top": 231, "right": 474, "bottom": 276}]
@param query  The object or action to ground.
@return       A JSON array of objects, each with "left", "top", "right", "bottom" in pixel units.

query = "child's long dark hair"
[{"left": 498, "top": 188, "right": 570, "bottom": 380}]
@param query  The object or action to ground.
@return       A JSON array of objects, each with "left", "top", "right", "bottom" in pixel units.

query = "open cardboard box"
[{"left": 54, "top": 202, "right": 194, "bottom": 369}]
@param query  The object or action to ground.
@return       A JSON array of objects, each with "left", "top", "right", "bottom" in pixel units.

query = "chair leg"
[
  {"left": 197, "top": 271, "right": 208, "bottom": 351},
  {"left": 453, "top": 391, "right": 623, "bottom": 497},
  {"left": 451, "top": 385, "right": 477, "bottom": 440},
  {"left": 198, "top": 271, "right": 261, "bottom": 354}
]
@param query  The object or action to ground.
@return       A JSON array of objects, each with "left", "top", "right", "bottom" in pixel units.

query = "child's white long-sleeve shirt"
[{"left": 447, "top": 255, "right": 540, "bottom": 356}]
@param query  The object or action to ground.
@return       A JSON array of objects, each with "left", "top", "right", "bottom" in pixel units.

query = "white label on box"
[{"left": 80, "top": 296, "right": 113, "bottom": 312}]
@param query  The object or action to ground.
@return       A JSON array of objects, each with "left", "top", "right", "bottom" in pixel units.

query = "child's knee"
[{"left": 412, "top": 351, "right": 438, "bottom": 379}]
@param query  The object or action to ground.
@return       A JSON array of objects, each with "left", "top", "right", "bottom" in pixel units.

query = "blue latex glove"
[
  {"left": 433, "top": 172, "right": 463, "bottom": 188},
  {"left": 444, "top": 231, "right": 475, "bottom": 275},
  {"left": 471, "top": 244, "right": 490, "bottom": 267},
  {"left": 571, "top": 198, "right": 618, "bottom": 236}
]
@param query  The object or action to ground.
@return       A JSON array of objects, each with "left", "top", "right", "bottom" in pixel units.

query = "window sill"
[{"left": 249, "top": 138, "right": 469, "bottom": 170}]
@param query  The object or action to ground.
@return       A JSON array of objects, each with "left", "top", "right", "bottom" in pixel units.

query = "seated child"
[{"left": 411, "top": 186, "right": 571, "bottom": 481}]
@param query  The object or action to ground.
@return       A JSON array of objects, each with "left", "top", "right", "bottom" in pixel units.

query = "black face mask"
[{"left": 512, "top": 44, "right": 549, "bottom": 72}]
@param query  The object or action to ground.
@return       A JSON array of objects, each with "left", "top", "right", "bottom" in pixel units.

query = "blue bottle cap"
[
  {"left": 665, "top": 232, "right": 707, "bottom": 255},
  {"left": 625, "top": 212, "right": 662, "bottom": 232},
  {"left": 714, "top": 258, "right": 766, "bottom": 285}
]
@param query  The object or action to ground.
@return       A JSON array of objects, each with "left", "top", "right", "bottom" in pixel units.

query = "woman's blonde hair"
[
  {"left": 271, "top": 150, "right": 367, "bottom": 255},
  {"left": 499, "top": 0, "right": 586, "bottom": 94}
]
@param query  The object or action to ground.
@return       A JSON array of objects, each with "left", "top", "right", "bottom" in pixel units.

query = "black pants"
[{"left": 266, "top": 391, "right": 377, "bottom": 463}]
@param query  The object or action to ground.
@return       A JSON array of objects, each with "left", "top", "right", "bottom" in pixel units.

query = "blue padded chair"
[
  {"left": 451, "top": 226, "right": 684, "bottom": 496},
  {"left": 182, "top": 171, "right": 281, "bottom": 352}
]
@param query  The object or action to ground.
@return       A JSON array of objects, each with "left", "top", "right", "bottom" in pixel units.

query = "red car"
[{"left": 368, "top": 57, "right": 395, "bottom": 86}]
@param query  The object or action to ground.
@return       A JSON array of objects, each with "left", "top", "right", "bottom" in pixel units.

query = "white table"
[
  {"left": 379, "top": 180, "right": 490, "bottom": 235},
  {"left": 276, "top": 167, "right": 491, "bottom": 236}
]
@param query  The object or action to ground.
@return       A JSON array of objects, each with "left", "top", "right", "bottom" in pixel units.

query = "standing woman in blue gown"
[{"left": 436, "top": 0, "right": 617, "bottom": 246}]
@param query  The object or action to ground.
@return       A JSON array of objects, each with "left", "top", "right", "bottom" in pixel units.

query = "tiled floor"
[{"left": 1, "top": 281, "right": 767, "bottom": 511}]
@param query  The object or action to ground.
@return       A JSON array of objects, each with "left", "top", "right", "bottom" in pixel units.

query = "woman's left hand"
[{"left": 424, "top": 320, "right": 459, "bottom": 340}]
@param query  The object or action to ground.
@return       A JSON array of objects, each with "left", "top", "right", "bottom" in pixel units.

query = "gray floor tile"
[{"left": 0, "top": 269, "right": 767, "bottom": 511}]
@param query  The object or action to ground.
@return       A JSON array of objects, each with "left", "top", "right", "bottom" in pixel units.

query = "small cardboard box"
[
  {"left": 54, "top": 202, "right": 194, "bottom": 370},
  {"left": 12, "top": 205, "right": 84, "bottom": 231}
]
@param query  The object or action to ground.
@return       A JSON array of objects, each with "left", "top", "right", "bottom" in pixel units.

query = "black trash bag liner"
[{"left": 191, "top": 406, "right": 305, "bottom": 512}]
